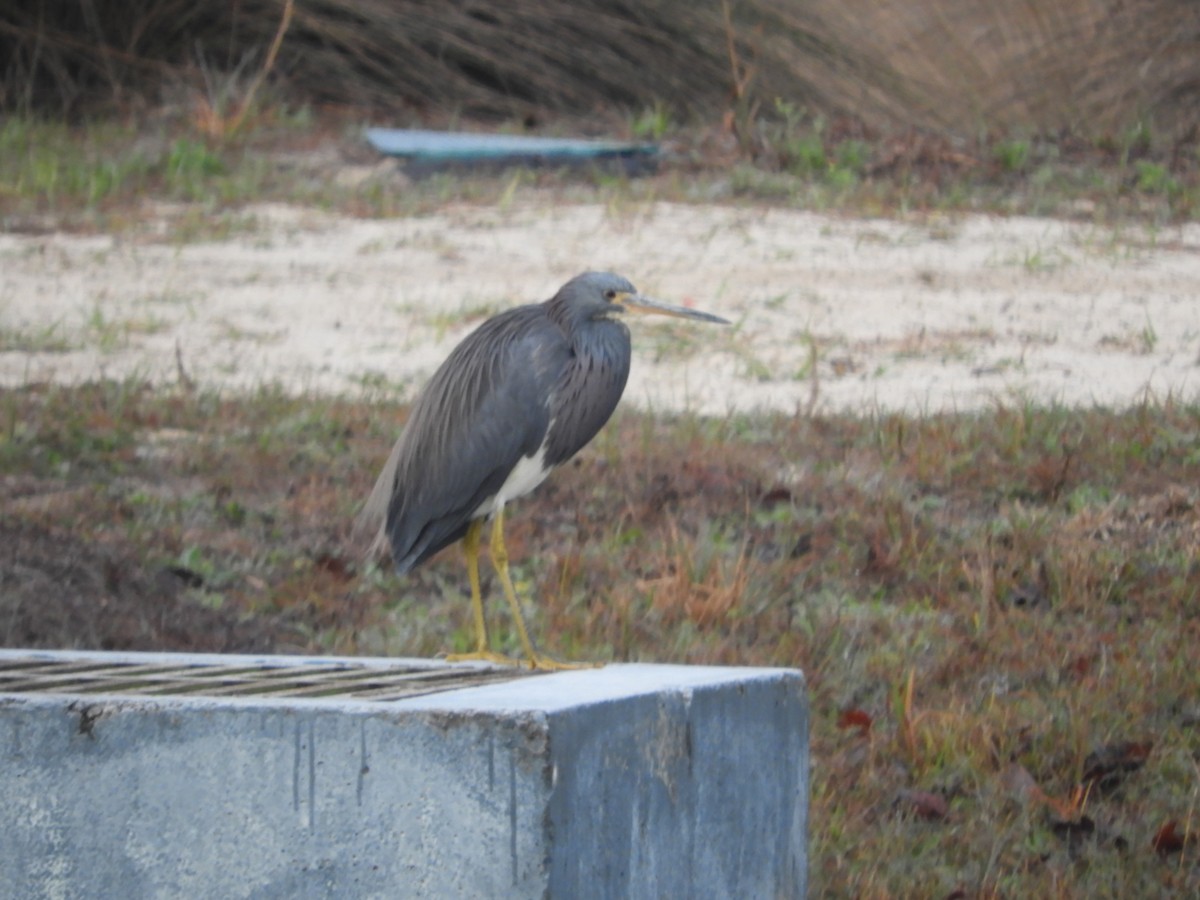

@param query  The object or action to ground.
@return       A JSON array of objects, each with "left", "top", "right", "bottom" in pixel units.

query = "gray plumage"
[{"left": 358, "top": 271, "right": 727, "bottom": 578}]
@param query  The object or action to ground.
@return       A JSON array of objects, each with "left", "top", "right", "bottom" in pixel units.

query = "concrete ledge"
[{"left": 0, "top": 650, "right": 808, "bottom": 898}]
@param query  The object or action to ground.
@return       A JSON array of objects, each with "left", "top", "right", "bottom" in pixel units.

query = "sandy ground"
[{"left": 2, "top": 200, "right": 1199, "bottom": 415}]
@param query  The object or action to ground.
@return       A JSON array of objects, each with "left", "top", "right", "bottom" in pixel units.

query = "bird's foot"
[
  {"left": 446, "top": 649, "right": 526, "bottom": 668},
  {"left": 445, "top": 649, "right": 603, "bottom": 671},
  {"left": 523, "top": 653, "right": 604, "bottom": 672}
]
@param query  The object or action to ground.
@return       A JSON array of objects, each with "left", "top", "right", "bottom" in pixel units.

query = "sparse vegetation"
[
  {"left": 4, "top": 107, "right": 1197, "bottom": 232},
  {"left": 3, "top": 381, "right": 1199, "bottom": 895},
  {"left": 0, "top": 322, "right": 74, "bottom": 354}
]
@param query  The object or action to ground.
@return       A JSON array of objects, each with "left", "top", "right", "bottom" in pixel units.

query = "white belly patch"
[{"left": 472, "top": 439, "right": 552, "bottom": 519}]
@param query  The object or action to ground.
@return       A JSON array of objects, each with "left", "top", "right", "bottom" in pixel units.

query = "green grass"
[
  {"left": 3, "top": 379, "right": 1199, "bottom": 895},
  {"left": 1, "top": 109, "right": 1197, "bottom": 232},
  {"left": 0, "top": 117, "right": 154, "bottom": 209}
]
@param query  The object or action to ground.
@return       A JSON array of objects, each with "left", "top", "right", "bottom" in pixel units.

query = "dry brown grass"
[
  {"left": 0, "top": 0, "right": 818, "bottom": 120},
  {"left": 2, "top": 1, "right": 1197, "bottom": 140},
  {"left": 807, "top": 0, "right": 1200, "bottom": 138}
]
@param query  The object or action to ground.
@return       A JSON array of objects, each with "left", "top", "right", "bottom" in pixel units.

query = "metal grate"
[{"left": 0, "top": 656, "right": 537, "bottom": 703}]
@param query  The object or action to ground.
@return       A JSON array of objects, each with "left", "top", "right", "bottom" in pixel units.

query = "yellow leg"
[
  {"left": 488, "top": 506, "right": 539, "bottom": 662},
  {"left": 464, "top": 518, "right": 488, "bottom": 653},
  {"left": 446, "top": 519, "right": 522, "bottom": 667},
  {"left": 489, "top": 506, "right": 597, "bottom": 671}
]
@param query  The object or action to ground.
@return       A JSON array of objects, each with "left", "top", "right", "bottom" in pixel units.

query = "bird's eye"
[{"left": 604, "top": 289, "right": 617, "bottom": 301}]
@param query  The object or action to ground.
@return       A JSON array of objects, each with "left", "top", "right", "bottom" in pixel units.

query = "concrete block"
[{"left": 0, "top": 650, "right": 808, "bottom": 898}]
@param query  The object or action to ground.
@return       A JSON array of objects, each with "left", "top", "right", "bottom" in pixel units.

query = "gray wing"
[{"left": 360, "top": 305, "right": 571, "bottom": 573}]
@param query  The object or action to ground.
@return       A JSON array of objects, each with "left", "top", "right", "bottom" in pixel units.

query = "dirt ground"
[
  {"left": 0, "top": 514, "right": 297, "bottom": 652},
  {"left": 3, "top": 201, "right": 1199, "bottom": 414}
]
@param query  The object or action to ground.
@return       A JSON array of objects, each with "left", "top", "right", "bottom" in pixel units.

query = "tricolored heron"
[{"left": 359, "top": 272, "right": 728, "bottom": 668}]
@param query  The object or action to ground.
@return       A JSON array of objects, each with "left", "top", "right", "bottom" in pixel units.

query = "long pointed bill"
[{"left": 617, "top": 292, "right": 730, "bottom": 324}]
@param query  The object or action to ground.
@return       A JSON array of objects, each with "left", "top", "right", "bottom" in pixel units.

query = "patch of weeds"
[
  {"left": 165, "top": 139, "right": 226, "bottom": 200},
  {"left": 1139, "top": 315, "right": 1158, "bottom": 353},
  {"left": 346, "top": 370, "right": 412, "bottom": 402},
  {"left": 1133, "top": 160, "right": 1179, "bottom": 197},
  {"left": 783, "top": 131, "right": 828, "bottom": 177},
  {"left": 165, "top": 210, "right": 262, "bottom": 244},
  {"left": 0, "top": 379, "right": 149, "bottom": 475},
  {"left": 0, "top": 117, "right": 155, "bottom": 212},
  {"left": 0, "top": 322, "right": 74, "bottom": 353},
  {"left": 213, "top": 318, "right": 286, "bottom": 345},
  {"left": 83, "top": 304, "right": 129, "bottom": 353},
  {"left": 995, "top": 138, "right": 1032, "bottom": 173},
  {"left": 139, "top": 288, "right": 202, "bottom": 310},
  {"left": 638, "top": 320, "right": 717, "bottom": 364},
  {"left": 1015, "top": 244, "right": 1073, "bottom": 274},
  {"left": 768, "top": 99, "right": 824, "bottom": 176},
  {"left": 1097, "top": 314, "right": 1159, "bottom": 355},
  {"left": 790, "top": 331, "right": 819, "bottom": 382},
  {"left": 1115, "top": 121, "right": 1155, "bottom": 167},
  {"left": 755, "top": 101, "right": 868, "bottom": 195},
  {"left": 736, "top": 352, "right": 773, "bottom": 383},
  {"left": 822, "top": 140, "right": 867, "bottom": 192},
  {"left": 132, "top": 314, "right": 173, "bottom": 337},
  {"left": 729, "top": 163, "right": 799, "bottom": 201},
  {"left": 631, "top": 102, "right": 673, "bottom": 141},
  {"left": 426, "top": 300, "right": 504, "bottom": 338}
]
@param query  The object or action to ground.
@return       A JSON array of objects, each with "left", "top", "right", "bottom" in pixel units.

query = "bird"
[{"left": 358, "top": 271, "right": 729, "bottom": 669}]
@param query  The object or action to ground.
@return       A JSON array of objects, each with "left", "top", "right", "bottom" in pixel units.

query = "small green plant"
[
  {"left": 729, "top": 164, "right": 798, "bottom": 200},
  {"left": 768, "top": 99, "right": 827, "bottom": 176},
  {"left": 1013, "top": 244, "right": 1072, "bottom": 274},
  {"left": 783, "top": 133, "right": 827, "bottom": 176},
  {"left": 834, "top": 140, "right": 870, "bottom": 176},
  {"left": 631, "top": 102, "right": 672, "bottom": 141},
  {"left": 84, "top": 305, "right": 127, "bottom": 353},
  {"left": 166, "top": 139, "right": 225, "bottom": 200},
  {"left": 0, "top": 117, "right": 153, "bottom": 209},
  {"left": 1133, "top": 160, "right": 1177, "bottom": 195},
  {"left": 994, "top": 139, "right": 1031, "bottom": 172},
  {"left": 1139, "top": 314, "right": 1158, "bottom": 353},
  {"left": 1118, "top": 120, "right": 1154, "bottom": 166}
]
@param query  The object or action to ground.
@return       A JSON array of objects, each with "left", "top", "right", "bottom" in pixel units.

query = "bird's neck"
[
  {"left": 546, "top": 299, "right": 628, "bottom": 350},
  {"left": 579, "top": 315, "right": 629, "bottom": 362}
]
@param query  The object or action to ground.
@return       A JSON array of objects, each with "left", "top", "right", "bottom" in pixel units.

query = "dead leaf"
[
  {"left": 758, "top": 486, "right": 793, "bottom": 507},
  {"left": 1050, "top": 814, "right": 1096, "bottom": 846},
  {"left": 837, "top": 707, "right": 873, "bottom": 736},
  {"left": 164, "top": 564, "right": 205, "bottom": 588},
  {"left": 1001, "top": 762, "right": 1043, "bottom": 806},
  {"left": 898, "top": 789, "right": 949, "bottom": 821},
  {"left": 1000, "top": 763, "right": 1084, "bottom": 820},
  {"left": 1005, "top": 580, "right": 1046, "bottom": 608},
  {"left": 1152, "top": 820, "right": 1192, "bottom": 855},
  {"left": 1082, "top": 740, "right": 1152, "bottom": 792},
  {"left": 313, "top": 552, "right": 353, "bottom": 582}
]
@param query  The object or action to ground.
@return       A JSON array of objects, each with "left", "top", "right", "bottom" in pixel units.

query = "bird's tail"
[{"left": 352, "top": 437, "right": 405, "bottom": 563}]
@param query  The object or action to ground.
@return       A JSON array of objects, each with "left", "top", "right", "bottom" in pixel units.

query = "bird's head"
[{"left": 556, "top": 271, "right": 730, "bottom": 325}]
